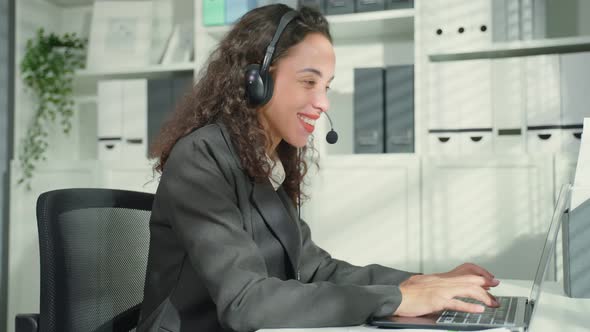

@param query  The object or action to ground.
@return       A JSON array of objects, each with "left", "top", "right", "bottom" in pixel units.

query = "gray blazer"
[{"left": 137, "top": 123, "right": 414, "bottom": 332}]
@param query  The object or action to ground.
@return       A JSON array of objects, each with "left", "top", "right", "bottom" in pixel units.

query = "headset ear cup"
[
  {"left": 261, "top": 73, "right": 274, "bottom": 106},
  {"left": 245, "top": 64, "right": 265, "bottom": 106}
]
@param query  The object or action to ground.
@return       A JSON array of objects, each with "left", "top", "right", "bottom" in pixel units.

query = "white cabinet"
[
  {"left": 422, "top": 155, "right": 554, "bottom": 279},
  {"left": 524, "top": 55, "right": 562, "bottom": 153},
  {"left": 560, "top": 52, "right": 590, "bottom": 155},
  {"left": 9, "top": 1, "right": 586, "bottom": 331},
  {"left": 554, "top": 153, "right": 578, "bottom": 199},
  {"left": 427, "top": 59, "right": 493, "bottom": 154},
  {"left": 99, "top": 161, "right": 159, "bottom": 194},
  {"left": 443, "top": 0, "right": 493, "bottom": 51},
  {"left": 302, "top": 155, "right": 420, "bottom": 273},
  {"left": 552, "top": 153, "right": 578, "bottom": 282},
  {"left": 422, "top": 1, "right": 495, "bottom": 155},
  {"left": 492, "top": 58, "right": 526, "bottom": 153}
]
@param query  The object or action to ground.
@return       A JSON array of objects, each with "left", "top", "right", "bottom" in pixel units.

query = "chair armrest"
[
  {"left": 112, "top": 303, "right": 141, "bottom": 332},
  {"left": 15, "top": 313, "right": 39, "bottom": 332},
  {"left": 86, "top": 303, "right": 141, "bottom": 332}
]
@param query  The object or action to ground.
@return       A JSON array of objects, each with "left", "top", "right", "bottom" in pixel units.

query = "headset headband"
[{"left": 259, "top": 10, "right": 299, "bottom": 77}]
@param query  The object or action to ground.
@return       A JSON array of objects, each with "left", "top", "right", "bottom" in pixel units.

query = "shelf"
[
  {"left": 330, "top": 8, "right": 414, "bottom": 40},
  {"left": 429, "top": 35, "right": 590, "bottom": 62},
  {"left": 76, "top": 62, "right": 194, "bottom": 79},
  {"left": 323, "top": 153, "right": 419, "bottom": 164},
  {"left": 46, "top": 0, "right": 93, "bottom": 7},
  {"left": 203, "top": 25, "right": 230, "bottom": 39},
  {"left": 204, "top": 8, "right": 414, "bottom": 41},
  {"left": 73, "top": 63, "right": 194, "bottom": 92},
  {"left": 10, "top": 159, "right": 157, "bottom": 171}
]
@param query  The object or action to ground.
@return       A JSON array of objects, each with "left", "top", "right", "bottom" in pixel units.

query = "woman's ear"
[{"left": 269, "top": 63, "right": 280, "bottom": 74}]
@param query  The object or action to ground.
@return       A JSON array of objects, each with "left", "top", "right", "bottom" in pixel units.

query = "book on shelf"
[
  {"left": 151, "top": 0, "right": 174, "bottom": 65},
  {"left": 160, "top": 21, "right": 194, "bottom": 64}
]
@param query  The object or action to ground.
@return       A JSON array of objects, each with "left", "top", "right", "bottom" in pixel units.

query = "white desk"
[{"left": 260, "top": 279, "right": 590, "bottom": 332}]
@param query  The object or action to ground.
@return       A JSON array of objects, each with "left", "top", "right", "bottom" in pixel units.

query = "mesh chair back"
[{"left": 36, "top": 188, "right": 154, "bottom": 332}]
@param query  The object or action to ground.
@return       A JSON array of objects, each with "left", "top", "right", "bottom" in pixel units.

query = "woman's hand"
[
  {"left": 436, "top": 263, "right": 500, "bottom": 288},
  {"left": 395, "top": 263, "right": 500, "bottom": 317}
]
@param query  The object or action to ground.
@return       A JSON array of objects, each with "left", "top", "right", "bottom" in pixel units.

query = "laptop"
[{"left": 369, "top": 183, "right": 572, "bottom": 332}]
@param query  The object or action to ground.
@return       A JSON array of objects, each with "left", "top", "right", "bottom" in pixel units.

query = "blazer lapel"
[
  {"left": 215, "top": 120, "right": 243, "bottom": 170},
  {"left": 251, "top": 180, "right": 301, "bottom": 276},
  {"left": 276, "top": 187, "right": 300, "bottom": 228},
  {"left": 216, "top": 120, "right": 302, "bottom": 276}
]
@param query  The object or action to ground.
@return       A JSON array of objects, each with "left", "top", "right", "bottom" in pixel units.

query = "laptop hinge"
[{"left": 525, "top": 299, "right": 534, "bottom": 323}]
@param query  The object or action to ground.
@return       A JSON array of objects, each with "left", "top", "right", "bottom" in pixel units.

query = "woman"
[{"left": 138, "top": 4, "right": 499, "bottom": 332}]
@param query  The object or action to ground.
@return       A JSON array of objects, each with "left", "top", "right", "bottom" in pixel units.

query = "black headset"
[
  {"left": 245, "top": 10, "right": 299, "bottom": 107},
  {"left": 245, "top": 8, "right": 339, "bottom": 145}
]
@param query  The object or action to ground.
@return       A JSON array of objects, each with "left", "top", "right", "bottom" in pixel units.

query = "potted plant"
[{"left": 19, "top": 28, "right": 86, "bottom": 189}]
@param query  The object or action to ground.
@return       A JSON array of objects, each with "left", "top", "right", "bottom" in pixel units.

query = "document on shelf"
[{"left": 572, "top": 118, "right": 590, "bottom": 208}]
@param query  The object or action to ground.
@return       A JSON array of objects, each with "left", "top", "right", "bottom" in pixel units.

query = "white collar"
[{"left": 266, "top": 154, "right": 285, "bottom": 191}]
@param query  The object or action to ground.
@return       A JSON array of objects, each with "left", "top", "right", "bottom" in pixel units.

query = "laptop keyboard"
[{"left": 436, "top": 296, "right": 517, "bottom": 326}]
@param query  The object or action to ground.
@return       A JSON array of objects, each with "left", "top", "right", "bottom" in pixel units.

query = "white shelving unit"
[
  {"left": 429, "top": 35, "right": 590, "bottom": 62},
  {"left": 327, "top": 8, "right": 413, "bottom": 40},
  {"left": 194, "top": 2, "right": 417, "bottom": 158},
  {"left": 76, "top": 62, "right": 195, "bottom": 79},
  {"left": 74, "top": 62, "right": 195, "bottom": 93},
  {"left": 7, "top": 1, "right": 195, "bottom": 331},
  {"left": 204, "top": 8, "right": 414, "bottom": 40},
  {"left": 8, "top": 1, "right": 590, "bottom": 332},
  {"left": 45, "top": 0, "right": 92, "bottom": 5},
  {"left": 416, "top": 0, "right": 590, "bottom": 281},
  {"left": 6, "top": 3, "right": 420, "bottom": 330}
]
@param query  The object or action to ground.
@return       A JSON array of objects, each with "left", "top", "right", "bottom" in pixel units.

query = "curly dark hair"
[{"left": 150, "top": 4, "right": 332, "bottom": 204}]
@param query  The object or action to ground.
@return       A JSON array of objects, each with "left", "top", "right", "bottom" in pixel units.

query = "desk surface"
[{"left": 260, "top": 279, "right": 590, "bottom": 332}]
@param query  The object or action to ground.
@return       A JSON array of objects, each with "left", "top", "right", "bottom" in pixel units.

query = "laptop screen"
[{"left": 528, "top": 183, "right": 572, "bottom": 307}]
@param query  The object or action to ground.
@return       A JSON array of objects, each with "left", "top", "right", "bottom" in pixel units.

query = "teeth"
[{"left": 298, "top": 114, "right": 316, "bottom": 126}]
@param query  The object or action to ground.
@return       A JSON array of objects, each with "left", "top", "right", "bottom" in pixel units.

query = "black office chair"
[{"left": 15, "top": 188, "right": 155, "bottom": 332}]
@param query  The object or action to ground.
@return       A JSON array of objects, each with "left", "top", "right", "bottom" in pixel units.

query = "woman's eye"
[
  {"left": 326, "top": 85, "right": 331, "bottom": 91},
  {"left": 304, "top": 80, "right": 316, "bottom": 87}
]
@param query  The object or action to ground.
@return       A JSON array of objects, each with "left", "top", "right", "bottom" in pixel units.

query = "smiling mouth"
[{"left": 298, "top": 114, "right": 316, "bottom": 133}]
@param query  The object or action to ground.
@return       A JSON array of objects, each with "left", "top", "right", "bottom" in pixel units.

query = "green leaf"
[{"left": 18, "top": 28, "right": 86, "bottom": 190}]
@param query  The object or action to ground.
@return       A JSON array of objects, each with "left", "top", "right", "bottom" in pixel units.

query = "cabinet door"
[
  {"left": 444, "top": 0, "right": 492, "bottom": 51},
  {"left": 302, "top": 155, "right": 420, "bottom": 273},
  {"left": 553, "top": 153, "right": 578, "bottom": 282},
  {"left": 100, "top": 161, "right": 159, "bottom": 193},
  {"left": 422, "top": 155, "right": 554, "bottom": 279},
  {"left": 555, "top": 153, "right": 578, "bottom": 200},
  {"left": 492, "top": 58, "right": 526, "bottom": 154},
  {"left": 419, "top": 0, "right": 447, "bottom": 54},
  {"left": 428, "top": 60, "right": 493, "bottom": 154},
  {"left": 524, "top": 55, "right": 562, "bottom": 153}
]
